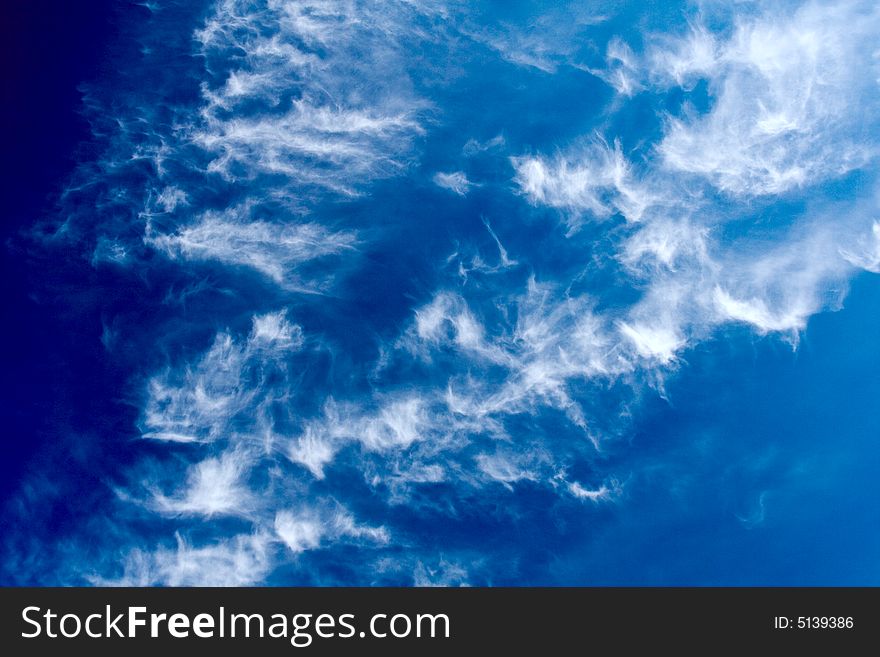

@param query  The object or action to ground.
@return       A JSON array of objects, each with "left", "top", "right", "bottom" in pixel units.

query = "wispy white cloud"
[
  {"left": 275, "top": 507, "right": 388, "bottom": 554},
  {"left": 462, "top": 5, "right": 607, "bottom": 74},
  {"left": 615, "top": 206, "right": 878, "bottom": 352},
  {"left": 193, "top": 0, "right": 438, "bottom": 196},
  {"left": 655, "top": 3, "right": 880, "bottom": 196},
  {"left": 648, "top": 22, "right": 718, "bottom": 88},
  {"left": 476, "top": 451, "right": 540, "bottom": 489},
  {"left": 433, "top": 171, "right": 474, "bottom": 195},
  {"left": 146, "top": 205, "right": 356, "bottom": 285},
  {"left": 411, "top": 292, "right": 499, "bottom": 359},
  {"left": 620, "top": 218, "right": 710, "bottom": 273},
  {"left": 710, "top": 226, "right": 854, "bottom": 335},
  {"left": 513, "top": 0, "right": 880, "bottom": 360},
  {"left": 194, "top": 102, "right": 424, "bottom": 194},
  {"left": 840, "top": 221, "right": 880, "bottom": 273},
  {"left": 148, "top": 449, "right": 256, "bottom": 518},
  {"left": 101, "top": 532, "right": 274, "bottom": 586},
  {"left": 462, "top": 134, "right": 505, "bottom": 157},
  {"left": 568, "top": 479, "right": 620, "bottom": 503},
  {"left": 413, "top": 559, "right": 470, "bottom": 587},
  {"left": 583, "top": 36, "right": 643, "bottom": 96},
  {"left": 142, "top": 310, "right": 302, "bottom": 443},
  {"left": 395, "top": 279, "right": 629, "bottom": 442},
  {"left": 512, "top": 139, "right": 655, "bottom": 231}
]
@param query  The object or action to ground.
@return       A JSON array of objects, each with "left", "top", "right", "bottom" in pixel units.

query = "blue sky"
[{"left": 2, "top": 0, "right": 879, "bottom": 585}]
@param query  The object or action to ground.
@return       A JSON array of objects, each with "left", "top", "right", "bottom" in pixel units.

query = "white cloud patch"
[
  {"left": 710, "top": 227, "right": 854, "bottom": 334},
  {"left": 412, "top": 292, "right": 496, "bottom": 357},
  {"left": 620, "top": 218, "right": 710, "bottom": 273},
  {"left": 285, "top": 394, "right": 433, "bottom": 471},
  {"left": 614, "top": 208, "right": 879, "bottom": 352},
  {"left": 285, "top": 424, "right": 339, "bottom": 479},
  {"left": 146, "top": 206, "right": 356, "bottom": 285},
  {"left": 648, "top": 22, "right": 718, "bottom": 88},
  {"left": 192, "top": 0, "right": 439, "bottom": 195},
  {"left": 149, "top": 449, "right": 256, "bottom": 518},
  {"left": 476, "top": 451, "right": 539, "bottom": 489},
  {"left": 102, "top": 532, "right": 274, "bottom": 586},
  {"left": 585, "top": 36, "right": 643, "bottom": 96},
  {"left": 655, "top": 3, "right": 880, "bottom": 195},
  {"left": 840, "top": 221, "right": 880, "bottom": 273},
  {"left": 568, "top": 480, "right": 618, "bottom": 502},
  {"left": 155, "top": 186, "right": 189, "bottom": 212},
  {"left": 433, "top": 171, "right": 474, "bottom": 195},
  {"left": 512, "top": 139, "right": 655, "bottom": 231},
  {"left": 462, "top": 134, "right": 505, "bottom": 156},
  {"left": 618, "top": 318, "right": 684, "bottom": 365},
  {"left": 513, "top": 1, "right": 880, "bottom": 362},
  {"left": 275, "top": 508, "right": 389, "bottom": 554},
  {"left": 119, "top": 0, "right": 449, "bottom": 291},
  {"left": 194, "top": 102, "right": 424, "bottom": 194},
  {"left": 116, "top": 308, "right": 397, "bottom": 581},
  {"left": 463, "top": 5, "right": 606, "bottom": 74},
  {"left": 142, "top": 310, "right": 302, "bottom": 443},
  {"left": 413, "top": 559, "right": 470, "bottom": 587},
  {"left": 274, "top": 512, "right": 324, "bottom": 554},
  {"left": 393, "top": 280, "right": 632, "bottom": 446}
]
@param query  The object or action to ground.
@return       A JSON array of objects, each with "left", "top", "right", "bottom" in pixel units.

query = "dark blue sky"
[{"left": 2, "top": 0, "right": 118, "bottom": 497}]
